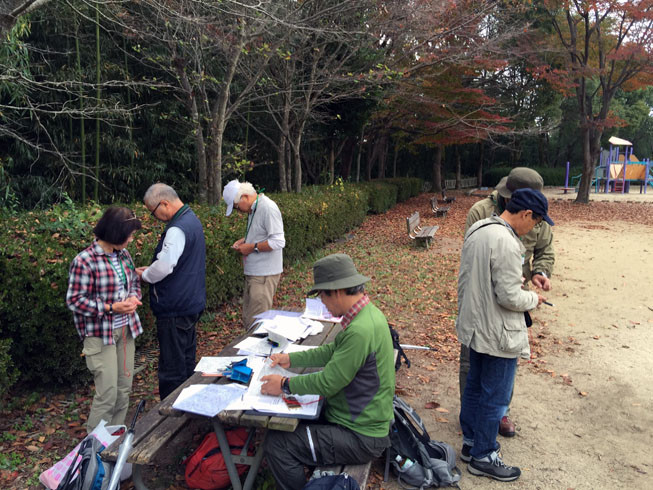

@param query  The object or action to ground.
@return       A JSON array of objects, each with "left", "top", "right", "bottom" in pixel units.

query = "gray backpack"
[
  {"left": 389, "top": 396, "right": 461, "bottom": 488},
  {"left": 56, "top": 435, "right": 114, "bottom": 490}
]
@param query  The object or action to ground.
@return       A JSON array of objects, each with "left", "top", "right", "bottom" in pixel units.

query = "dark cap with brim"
[
  {"left": 307, "top": 253, "right": 370, "bottom": 295},
  {"left": 510, "top": 188, "right": 554, "bottom": 226}
]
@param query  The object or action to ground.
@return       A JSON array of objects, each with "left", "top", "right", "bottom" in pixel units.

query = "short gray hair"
[
  {"left": 144, "top": 183, "right": 179, "bottom": 207},
  {"left": 234, "top": 181, "right": 256, "bottom": 204}
]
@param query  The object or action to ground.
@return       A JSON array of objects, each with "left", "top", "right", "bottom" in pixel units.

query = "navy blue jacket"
[{"left": 150, "top": 205, "right": 206, "bottom": 318}]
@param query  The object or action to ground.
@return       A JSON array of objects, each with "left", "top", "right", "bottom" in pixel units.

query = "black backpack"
[
  {"left": 388, "top": 396, "right": 461, "bottom": 488},
  {"left": 389, "top": 324, "right": 411, "bottom": 371}
]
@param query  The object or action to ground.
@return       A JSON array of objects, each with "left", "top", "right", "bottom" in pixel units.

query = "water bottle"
[{"left": 395, "top": 455, "right": 415, "bottom": 470}]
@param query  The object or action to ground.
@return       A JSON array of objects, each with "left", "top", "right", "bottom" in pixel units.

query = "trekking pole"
[
  {"left": 399, "top": 344, "right": 438, "bottom": 351},
  {"left": 107, "top": 400, "right": 146, "bottom": 490}
]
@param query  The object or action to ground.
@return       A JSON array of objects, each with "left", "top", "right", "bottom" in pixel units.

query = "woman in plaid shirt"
[{"left": 66, "top": 207, "right": 144, "bottom": 432}]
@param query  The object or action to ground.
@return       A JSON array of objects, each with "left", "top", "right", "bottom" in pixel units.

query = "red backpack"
[{"left": 183, "top": 428, "right": 253, "bottom": 489}]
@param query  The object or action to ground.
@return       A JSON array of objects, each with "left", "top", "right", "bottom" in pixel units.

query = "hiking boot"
[
  {"left": 461, "top": 442, "right": 501, "bottom": 463},
  {"left": 468, "top": 452, "right": 520, "bottom": 482},
  {"left": 498, "top": 416, "right": 515, "bottom": 437}
]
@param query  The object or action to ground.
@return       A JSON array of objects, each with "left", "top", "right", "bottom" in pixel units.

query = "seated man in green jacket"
[{"left": 261, "top": 253, "right": 395, "bottom": 490}]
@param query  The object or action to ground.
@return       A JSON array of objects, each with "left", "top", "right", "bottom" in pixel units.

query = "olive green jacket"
[{"left": 465, "top": 190, "right": 555, "bottom": 282}]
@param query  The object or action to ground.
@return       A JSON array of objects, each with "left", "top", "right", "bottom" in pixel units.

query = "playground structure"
[{"left": 570, "top": 136, "right": 652, "bottom": 194}]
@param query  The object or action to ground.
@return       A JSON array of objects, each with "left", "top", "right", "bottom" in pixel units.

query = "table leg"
[
  {"left": 211, "top": 419, "right": 268, "bottom": 490},
  {"left": 131, "top": 464, "right": 149, "bottom": 490}
]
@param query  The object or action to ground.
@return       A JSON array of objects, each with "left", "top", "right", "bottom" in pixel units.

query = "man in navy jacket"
[{"left": 137, "top": 183, "right": 206, "bottom": 400}]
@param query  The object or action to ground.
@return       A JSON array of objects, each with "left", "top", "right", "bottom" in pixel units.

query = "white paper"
[
  {"left": 283, "top": 344, "right": 319, "bottom": 354},
  {"left": 241, "top": 359, "right": 321, "bottom": 417},
  {"left": 234, "top": 336, "right": 286, "bottom": 357},
  {"left": 302, "top": 297, "right": 342, "bottom": 323},
  {"left": 172, "top": 384, "right": 247, "bottom": 417},
  {"left": 194, "top": 356, "right": 247, "bottom": 374},
  {"left": 253, "top": 309, "right": 302, "bottom": 320}
]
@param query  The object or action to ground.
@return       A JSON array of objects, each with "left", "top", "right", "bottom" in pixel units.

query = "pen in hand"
[{"left": 543, "top": 301, "right": 555, "bottom": 307}]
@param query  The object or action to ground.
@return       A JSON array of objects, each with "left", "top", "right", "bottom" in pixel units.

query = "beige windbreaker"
[{"left": 456, "top": 216, "right": 539, "bottom": 359}]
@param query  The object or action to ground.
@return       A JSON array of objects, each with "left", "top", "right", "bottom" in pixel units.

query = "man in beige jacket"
[{"left": 457, "top": 188, "right": 553, "bottom": 482}]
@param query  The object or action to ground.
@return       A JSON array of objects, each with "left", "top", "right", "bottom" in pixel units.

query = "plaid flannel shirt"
[
  {"left": 66, "top": 241, "right": 143, "bottom": 344},
  {"left": 340, "top": 294, "right": 370, "bottom": 330}
]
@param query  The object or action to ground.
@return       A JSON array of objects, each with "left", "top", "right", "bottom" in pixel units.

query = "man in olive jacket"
[
  {"left": 460, "top": 167, "right": 555, "bottom": 437},
  {"left": 457, "top": 188, "right": 552, "bottom": 482},
  {"left": 260, "top": 254, "right": 394, "bottom": 490}
]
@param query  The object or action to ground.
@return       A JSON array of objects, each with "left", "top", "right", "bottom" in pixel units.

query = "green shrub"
[
  {"left": 383, "top": 178, "right": 424, "bottom": 201},
  {"left": 483, "top": 166, "right": 582, "bottom": 188},
  {"left": 358, "top": 181, "right": 397, "bottom": 213},
  {"left": 0, "top": 339, "right": 18, "bottom": 398},
  {"left": 0, "top": 183, "right": 369, "bottom": 387}
]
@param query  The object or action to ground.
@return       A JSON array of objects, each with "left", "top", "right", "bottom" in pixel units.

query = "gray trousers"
[
  {"left": 242, "top": 273, "right": 281, "bottom": 329},
  {"left": 459, "top": 344, "right": 514, "bottom": 417},
  {"left": 265, "top": 422, "right": 389, "bottom": 490},
  {"left": 83, "top": 326, "right": 135, "bottom": 432}
]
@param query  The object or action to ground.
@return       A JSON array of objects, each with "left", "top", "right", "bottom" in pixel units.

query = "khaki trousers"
[
  {"left": 242, "top": 273, "right": 281, "bottom": 329},
  {"left": 84, "top": 325, "right": 135, "bottom": 432}
]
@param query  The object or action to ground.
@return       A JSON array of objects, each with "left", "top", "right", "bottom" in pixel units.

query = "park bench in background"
[
  {"left": 440, "top": 190, "right": 456, "bottom": 204},
  {"left": 406, "top": 212, "right": 439, "bottom": 249},
  {"left": 430, "top": 196, "right": 450, "bottom": 217}
]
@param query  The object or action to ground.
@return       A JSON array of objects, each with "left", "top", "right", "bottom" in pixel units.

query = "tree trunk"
[
  {"left": 328, "top": 139, "right": 335, "bottom": 185},
  {"left": 356, "top": 124, "right": 365, "bottom": 182},
  {"left": 392, "top": 145, "right": 398, "bottom": 178},
  {"left": 94, "top": 2, "right": 101, "bottom": 201},
  {"left": 75, "top": 18, "right": 86, "bottom": 203},
  {"left": 477, "top": 142, "right": 484, "bottom": 187},
  {"left": 575, "top": 125, "right": 592, "bottom": 204},
  {"left": 432, "top": 145, "right": 442, "bottom": 194},
  {"left": 455, "top": 145, "right": 462, "bottom": 189}
]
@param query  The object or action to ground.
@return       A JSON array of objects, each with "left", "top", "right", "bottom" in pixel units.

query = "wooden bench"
[
  {"left": 430, "top": 196, "right": 450, "bottom": 217},
  {"left": 103, "top": 318, "right": 342, "bottom": 490},
  {"left": 560, "top": 187, "right": 576, "bottom": 194},
  {"left": 406, "top": 212, "right": 439, "bottom": 249},
  {"left": 439, "top": 190, "right": 456, "bottom": 204}
]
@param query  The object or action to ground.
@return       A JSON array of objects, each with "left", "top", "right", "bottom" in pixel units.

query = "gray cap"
[
  {"left": 307, "top": 253, "right": 370, "bottom": 295},
  {"left": 496, "top": 167, "right": 544, "bottom": 198}
]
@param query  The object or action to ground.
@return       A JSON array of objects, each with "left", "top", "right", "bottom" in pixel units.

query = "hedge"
[
  {"left": 2, "top": 179, "right": 428, "bottom": 392},
  {"left": 483, "top": 166, "right": 582, "bottom": 188}
]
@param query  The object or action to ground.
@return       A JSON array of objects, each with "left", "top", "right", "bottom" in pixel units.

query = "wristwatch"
[
  {"left": 254, "top": 242, "right": 260, "bottom": 253},
  {"left": 533, "top": 271, "right": 547, "bottom": 278},
  {"left": 281, "top": 377, "right": 291, "bottom": 395}
]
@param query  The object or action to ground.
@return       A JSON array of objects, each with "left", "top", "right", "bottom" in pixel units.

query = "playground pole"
[
  {"left": 622, "top": 146, "right": 628, "bottom": 194},
  {"left": 565, "top": 161, "right": 570, "bottom": 188}
]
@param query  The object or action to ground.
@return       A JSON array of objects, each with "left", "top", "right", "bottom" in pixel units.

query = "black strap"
[{"left": 389, "top": 324, "right": 410, "bottom": 371}]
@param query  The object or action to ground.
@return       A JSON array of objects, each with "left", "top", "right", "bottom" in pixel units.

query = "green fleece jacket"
[{"left": 288, "top": 302, "right": 395, "bottom": 438}]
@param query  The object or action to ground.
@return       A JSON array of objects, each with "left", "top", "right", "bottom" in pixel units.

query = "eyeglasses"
[{"left": 150, "top": 201, "right": 162, "bottom": 217}]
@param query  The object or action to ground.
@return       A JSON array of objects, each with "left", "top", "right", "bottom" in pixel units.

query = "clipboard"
[{"left": 244, "top": 396, "right": 324, "bottom": 420}]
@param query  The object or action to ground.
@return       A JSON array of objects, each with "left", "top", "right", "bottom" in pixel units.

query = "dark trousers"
[
  {"left": 460, "top": 343, "right": 515, "bottom": 415},
  {"left": 156, "top": 312, "right": 201, "bottom": 400},
  {"left": 459, "top": 348, "right": 517, "bottom": 460},
  {"left": 265, "top": 422, "right": 389, "bottom": 490}
]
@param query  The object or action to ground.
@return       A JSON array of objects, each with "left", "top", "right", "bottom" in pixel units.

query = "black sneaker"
[
  {"left": 468, "top": 453, "right": 520, "bottom": 482},
  {"left": 461, "top": 442, "right": 501, "bottom": 463}
]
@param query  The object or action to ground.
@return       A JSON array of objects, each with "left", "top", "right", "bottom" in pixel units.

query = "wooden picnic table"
[{"left": 103, "top": 315, "right": 341, "bottom": 490}]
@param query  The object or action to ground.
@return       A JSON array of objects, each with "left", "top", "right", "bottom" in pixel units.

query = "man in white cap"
[{"left": 223, "top": 180, "right": 285, "bottom": 329}]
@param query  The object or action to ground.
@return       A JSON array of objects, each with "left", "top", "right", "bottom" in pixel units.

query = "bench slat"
[
  {"left": 126, "top": 414, "right": 191, "bottom": 465},
  {"left": 343, "top": 462, "right": 372, "bottom": 488}
]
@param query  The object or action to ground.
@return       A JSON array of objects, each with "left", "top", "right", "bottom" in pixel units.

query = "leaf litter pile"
[{"left": 2, "top": 193, "right": 652, "bottom": 489}]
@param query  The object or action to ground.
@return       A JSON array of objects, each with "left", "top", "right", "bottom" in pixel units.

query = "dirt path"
[{"left": 381, "top": 220, "right": 653, "bottom": 489}]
